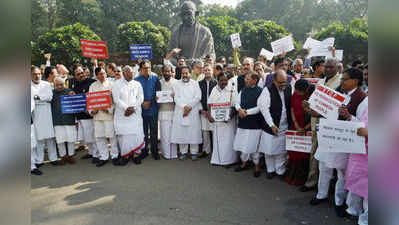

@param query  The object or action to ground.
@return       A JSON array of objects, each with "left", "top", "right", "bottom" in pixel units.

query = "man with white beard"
[
  {"left": 31, "top": 66, "right": 60, "bottom": 167},
  {"left": 158, "top": 65, "right": 178, "bottom": 159},
  {"left": 170, "top": 65, "right": 202, "bottom": 160},
  {"left": 112, "top": 66, "right": 145, "bottom": 165}
]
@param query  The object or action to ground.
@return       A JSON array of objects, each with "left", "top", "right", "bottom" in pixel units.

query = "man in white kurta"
[
  {"left": 31, "top": 66, "right": 58, "bottom": 166},
  {"left": 208, "top": 73, "right": 238, "bottom": 166},
  {"left": 170, "top": 66, "right": 202, "bottom": 160},
  {"left": 158, "top": 65, "right": 178, "bottom": 159},
  {"left": 31, "top": 92, "right": 42, "bottom": 175},
  {"left": 258, "top": 70, "right": 292, "bottom": 179},
  {"left": 112, "top": 66, "right": 145, "bottom": 165},
  {"left": 89, "top": 67, "right": 118, "bottom": 167}
]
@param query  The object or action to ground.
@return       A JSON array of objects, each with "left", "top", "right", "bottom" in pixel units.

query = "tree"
[
  {"left": 117, "top": 21, "right": 170, "bottom": 64},
  {"left": 32, "top": 0, "right": 49, "bottom": 42},
  {"left": 313, "top": 18, "right": 368, "bottom": 64},
  {"left": 240, "top": 20, "right": 293, "bottom": 58},
  {"left": 199, "top": 16, "right": 241, "bottom": 58},
  {"left": 35, "top": 23, "right": 101, "bottom": 67}
]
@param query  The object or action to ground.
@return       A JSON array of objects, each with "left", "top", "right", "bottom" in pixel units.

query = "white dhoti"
[
  {"left": 31, "top": 124, "right": 37, "bottom": 170},
  {"left": 160, "top": 120, "right": 178, "bottom": 159},
  {"left": 259, "top": 131, "right": 288, "bottom": 175},
  {"left": 78, "top": 119, "right": 96, "bottom": 143},
  {"left": 201, "top": 114, "right": 212, "bottom": 154},
  {"left": 118, "top": 134, "right": 145, "bottom": 158},
  {"left": 233, "top": 128, "right": 261, "bottom": 154},
  {"left": 35, "top": 138, "right": 57, "bottom": 163},
  {"left": 211, "top": 120, "right": 238, "bottom": 165},
  {"left": 180, "top": 144, "right": 199, "bottom": 155},
  {"left": 94, "top": 120, "right": 117, "bottom": 160},
  {"left": 94, "top": 120, "right": 115, "bottom": 138},
  {"left": 58, "top": 142, "right": 75, "bottom": 157},
  {"left": 316, "top": 161, "right": 347, "bottom": 206},
  {"left": 54, "top": 125, "right": 77, "bottom": 144},
  {"left": 346, "top": 193, "right": 368, "bottom": 225}
]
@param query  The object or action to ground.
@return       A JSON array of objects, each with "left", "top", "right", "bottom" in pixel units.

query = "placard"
[
  {"left": 210, "top": 102, "right": 231, "bottom": 122},
  {"left": 304, "top": 78, "right": 321, "bottom": 84},
  {"left": 317, "top": 119, "right": 366, "bottom": 154},
  {"left": 129, "top": 44, "right": 152, "bottom": 60},
  {"left": 285, "top": 130, "right": 313, "bottom": 153},
  {"left": 259, "top": 48, "right": 275, "bottom": 61},
  {"left": 308, "top": 84, "right": 348, "bottom": 120},
  {"left": 156, "top": 91, "right": 173, "bottom": 103},
  {"left": 86, "top": 90, "right": 112, "bottom": 110},
  {"left": 61, "top": 94, "right": 86, "bottom": 114},
  {"left": 80, "top": 40, "right": 108, "bottom": 59},
  {"left": 271, "top": 35, "right": 295, "bottom": 55},
  {"left": 230, "top": 33, "right": 242, "bottom": 48}
]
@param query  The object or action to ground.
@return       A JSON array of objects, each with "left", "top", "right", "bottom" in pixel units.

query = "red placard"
[
  {"left": 80, "top": 40, "right": 108, "bottom": 59},
  {"left": 86, "top": 90, "right": 112, "bottom": 110}
]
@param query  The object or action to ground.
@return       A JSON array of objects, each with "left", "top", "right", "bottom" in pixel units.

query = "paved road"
[{"left": 31, "top": 151, "right": 355, "bottom": 225}]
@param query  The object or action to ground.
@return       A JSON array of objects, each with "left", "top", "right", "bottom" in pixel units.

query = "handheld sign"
[
  {"left": 86, "top": 90, "right": 112, "bottom": 111},
  {"left": 317, "top": 119, "right": 366, "bottom": 154},
  {"left": 304, "top": 78, "right": 321, "bottom": 85},
  {"left": 285, "top": 131, "right": 313, "bottom": 153},
  {"left": 129, "top": 44, "right": 152, "bottom": 60},
  {"left": 230, "top": 33, "right": 242, "bottom": 48},
  {"left": 61, "top": 94, "right": 86, "bottom": 114},
  {"left": 156, "top": 91, "right": 173, "bottom": 103},
  {"left": 210, "top": 102, "right": 231, "bottom": 122},
  {"left": 308, "top": 84, "right": 348, "bottom": 120},
  {"left": 259, "top": 48, "right": 274, "bottom": 61},
  {"left": 271, "top": 35, "right": 295, "bottom": 56},
  {"left": 80, "top": 40, "right": 108, "bottom": 59}
]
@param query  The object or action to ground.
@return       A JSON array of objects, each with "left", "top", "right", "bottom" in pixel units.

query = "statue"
[{"left": 168, "top": 1, "right": 216, "bottom": 65}]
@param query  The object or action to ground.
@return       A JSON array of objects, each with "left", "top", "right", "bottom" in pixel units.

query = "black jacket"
[
  {"left": 198, "top": 79, "right": 217, "bottom": 111},
  {"left": 73, "top": 78, "right": 96, "bottom": 120},
  {"left": 51, "top": 88, "right": 76, "bottom": 126}
]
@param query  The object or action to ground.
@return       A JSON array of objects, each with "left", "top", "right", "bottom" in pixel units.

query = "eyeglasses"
[
  {"left": 341, "top": 77, "right": 351, "bottom": 81},
  {"left": 115, "top": 70, "right": 122, "bottom": 73}
]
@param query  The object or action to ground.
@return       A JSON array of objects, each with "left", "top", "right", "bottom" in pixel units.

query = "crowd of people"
[{"left": 31, "top": 47, "right": 368, "bottom": 225}]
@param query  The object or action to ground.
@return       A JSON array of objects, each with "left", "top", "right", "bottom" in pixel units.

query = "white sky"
[{"left": 201, "top": 0, "right": 242, "bottom": 8}]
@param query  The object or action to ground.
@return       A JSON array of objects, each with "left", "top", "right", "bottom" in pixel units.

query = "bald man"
[{"left": 258, "top": 70, "right": 293, "bottom": 179}]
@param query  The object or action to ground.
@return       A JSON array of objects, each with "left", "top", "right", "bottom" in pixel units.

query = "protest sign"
[
  {"left": 271, "top": 35, "right": 295, "bottom": 55},
  {"left": 86, "top": 90, "right": 112, "bottom": 111},
  {"left": 317, "top": 119, "right": 366, "bottom": 154},
  {"left": 210, "top": 102, "right": 231, "bottom": 122},
  {"left": 230, "top": 33, "right": 242, "bottom": 48},
  {"left": 285, "top": 131, "right": 313, "bottom": 153},
  {"left": 259, "top": 48, "right": 275, "bottom": 61},
  {"left": 61, "top": 94, "right": 86, "bottom": 114},
  {"left": 129, "top": 44, "right": 152, "bottom": 60},
  {"left": 156, "top": 91, "right": 173, "bottom": 103},
  {"left": 303, "top": 37, "right": 320, "bottom": 49},
  {"left": 308, "top": 84, "right": 348, "bottom": 120},
  {"left": 80, "top": 40, "right": 108, "bottom": 59},
  {"left": 304, "top": 78, "right": 321, "bottom": 84}
]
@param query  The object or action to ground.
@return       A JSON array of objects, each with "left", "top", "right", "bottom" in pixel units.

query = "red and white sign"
[
  {"left": 285, "top": 130, "right": 313, "bottom": 153},
  {"left": 308, "top": 84, "right": 347, "bottom": 120},
  {"left": 80, "top": 40, "right": 108, "bottom": 59},
  {"left": 304, "top": 78, "right": 321, "bottom": 84},
  {"left": 210, "top": 102, "right": 231, "bottom": 122},
  {"left": 86, "top": 90, "right": 112, "bottom": 110}
]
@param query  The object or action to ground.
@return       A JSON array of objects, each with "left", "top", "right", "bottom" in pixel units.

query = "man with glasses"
[
  {"left": 258, "top": 70, "right": 293, "bottom": 179},
  {"left": 114, "top": 66, "right": 123, "bottom": 80},
  {"left": 135, "top": 60, "right": 162, "bottom": 160}
]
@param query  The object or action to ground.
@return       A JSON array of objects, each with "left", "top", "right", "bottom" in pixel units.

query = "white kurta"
[
  {"left": 31, "top": 81, "right": 55, "bottom": 140},
  {"left": 257, "top": 87, "right": 289, "bottom": 155},
  {"left": 54, "top": 126, "right": 77, "bottom": 144},
  {"left": 170, "top": 79, "right": 202, "bottom": 144},
  {"left": 232, "top": 91, "right": 262, "bottom": 154},
  {"left": 208, "top": 86, "right": 238, "bottom": 165}
]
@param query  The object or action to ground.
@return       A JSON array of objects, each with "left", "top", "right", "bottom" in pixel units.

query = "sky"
[{"left": 201, "top": 0, "right": 242, "bottom": 8}]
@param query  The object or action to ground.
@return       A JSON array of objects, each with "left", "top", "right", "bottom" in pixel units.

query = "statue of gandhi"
[{"left": 168, "top": 1, "right": 216, "bottom": 66}]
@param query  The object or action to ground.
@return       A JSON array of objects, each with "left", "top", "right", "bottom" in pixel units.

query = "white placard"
[
  {"left": 303, "top": 37, "right": 320, "bottom": 49},
  {"left": 210, "top": 102, "right": 231, "bottom": 122},
  {"left": 230, "top": 33, "right": 242, "bottom": 48},
  {"left": 285, "top": 131, "right": 313, "bottom": 153},
  {"left": 308, "top": 37, "right": 336, "bottom": 58},
  {"left": 271, "top": 35, "right": 295, "bottom": 56},
  {"left": 317, "top": 119, "right": 366, "bottom": 154},
  {"left": 156, "top": 91, "right": 173, "bottom": 103},
  {"left": 324, "top": 49, "right": 344, "bottom": 61},
  {"left": 308, "top": 84, "right": 348, "bottom": 120},
  {"left": 259, "top": 48, "right": 275, "bottom": 60}
]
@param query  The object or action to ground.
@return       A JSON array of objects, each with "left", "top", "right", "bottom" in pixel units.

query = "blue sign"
[
  {"left": 61, "top": 94, "right": 87, "bottom": 114},
  {"left": 129, "top": 44, "right": 152, "bottom": 60}
]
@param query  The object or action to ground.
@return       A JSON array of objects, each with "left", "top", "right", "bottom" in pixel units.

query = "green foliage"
[
  {"left": 117, "top": 21, "right": 170, "bottom": 64},
  {"left": 314, "top": 18, "right": 368, "bottom": 64},
  {"left": 35, "top": 23, "right": 101, "bottom": 67},
  {"left": 199, "top": 16, "right": 241, "bottom": 58}
]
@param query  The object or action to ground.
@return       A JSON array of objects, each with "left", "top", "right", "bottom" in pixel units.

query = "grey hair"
[
  {"left": 325, "top": 57, "right": 339, "bottom": 66},
  {"left": 123, "top": 65, "right": 132, "bottom": 73},
  {"left": 292, "top": 58, "right": 303, "bottom": 67},
  {"left": 54, "top": 77, "right": 65, "bottom": 84},
  {"left": 254, "top": 61, "right": 266, "bottom": 70},
  {"left": 191, "top": 59, "right": 204, "bottom": 68},
  {"left": 243, "top": 57, "right": 255, "bottom": 65}
]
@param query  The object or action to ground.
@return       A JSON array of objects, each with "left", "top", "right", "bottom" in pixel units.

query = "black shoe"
[
  {"left": 335, "top": 205, "right": 348, "bottom": 218},
  {"left": 31, "top": 168, "right": 42, "bottom": 175},
  {"left": 266, "top": 172, "right": 276, "bottom": 179},
  {"left": 119, "top": 157, "right": 129, "bottom": 166},
  {"left": 234, "top": 166, "right": 248, "bottom": 172},
  {"left": 35, "top": 163, "right": 44, "bottom": 168},
  {"left": 112, "top": 158, "right": 120, "bottom": 166},
  {"left": 141, "top": 151, "right": 149, "bottom": 159},
  {"left": 309, "top": 197, "right": 328, "bottom": 205},
  {"left": 96, "top": 160, "right": 108, "bottom": 167},
  {"left": 91, "top": 157, "right": 100, "bottom": 164},
  {"left": 277, "top": 173, "right": 286, "bottom": 181},
  {"left": 81, "top": 154, "right": 93, "bottom": 160},
  {"left": 152, "top": 153, "right": 160, "bottom": 160},
  {"left": 299, "top": 185, "right": 315, "bottom": 192},
  {"left": 50, "top": 160, "right": 62, "bottom": 166},
  {"left": 198, "top": 152, "right": 208, "bottom": 158},
  {"left": 132, "top": 157, "right": 142, "bottom": 165},
  {"left": 254, "top": 171, "right": 261, "bottom": 178}
]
